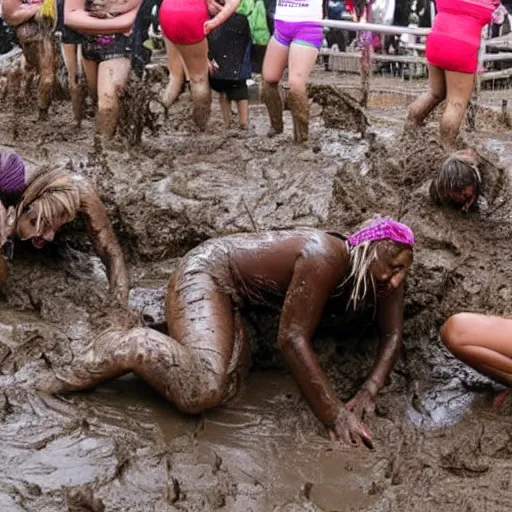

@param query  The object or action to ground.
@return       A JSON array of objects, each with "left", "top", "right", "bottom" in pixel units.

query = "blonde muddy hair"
[
  {"left": 16, "top": 169, "right": 80, "bottom": 234},
  {"left": 344, "top": 239, "right": 379, "bottom": 312}
]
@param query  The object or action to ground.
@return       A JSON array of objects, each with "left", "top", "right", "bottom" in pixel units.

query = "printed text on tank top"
[{"left": 275, "top": 0, "right": 323, "bottom": 21}]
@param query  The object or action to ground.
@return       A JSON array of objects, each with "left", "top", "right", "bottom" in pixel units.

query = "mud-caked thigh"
[{"left": 166, "top": 254, "right": 238, "bottom": 384}]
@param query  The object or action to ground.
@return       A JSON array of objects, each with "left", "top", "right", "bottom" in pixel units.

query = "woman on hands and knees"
[
  {"left": 430, "top": 149, "right": 482, "bottom": 212},
  {"left": 43, "top": 217, "right": 414, "bottom": 447},
  {"left": 0, "top": 149, "right": 129, "bottom": 303}
]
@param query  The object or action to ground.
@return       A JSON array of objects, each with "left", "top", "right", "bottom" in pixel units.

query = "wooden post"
[{"left": 360, "top": 2, "right": 372, "bottom": 109}]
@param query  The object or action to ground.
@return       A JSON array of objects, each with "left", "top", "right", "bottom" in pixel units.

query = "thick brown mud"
[{"left": 0, "top": 64, "right": 512, "bottom": 511}]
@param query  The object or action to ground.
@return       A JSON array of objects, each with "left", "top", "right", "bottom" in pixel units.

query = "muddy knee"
[{"left": 440, "top": 314, "right": 470, "bottom": 354}]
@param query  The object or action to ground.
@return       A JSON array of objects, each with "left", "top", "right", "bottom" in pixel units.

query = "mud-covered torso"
[{"left": 178, "top": 229, "right": 352, "bottom": 309}]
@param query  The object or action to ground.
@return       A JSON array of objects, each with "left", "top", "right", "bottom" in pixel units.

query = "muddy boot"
[
  {"left": 190, "top": 79, "right": 211, "bottom": 131},
  {"left": 287, "top": 89, "right": 309, "bottom": 143},
  {"left": 261, "top": 81, "right": 283, "bottom": 137}
]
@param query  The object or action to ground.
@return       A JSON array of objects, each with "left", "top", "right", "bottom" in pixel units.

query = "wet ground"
[{"left": 0, "top": 62, "right": 512, "bottom": 511}]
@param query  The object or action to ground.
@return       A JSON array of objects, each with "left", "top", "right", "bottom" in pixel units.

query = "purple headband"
[
  {"left": 0, "top": 150, "right": 26, "bottom": 193},
  {"left": 348, "top": 218, "right": 414, "bottom": 248}
]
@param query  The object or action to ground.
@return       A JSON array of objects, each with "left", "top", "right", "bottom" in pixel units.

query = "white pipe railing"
[{"left": 310, "top": 18, "right": 509, "bottom": 48}]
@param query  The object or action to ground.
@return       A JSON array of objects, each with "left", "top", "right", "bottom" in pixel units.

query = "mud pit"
[{"left": 0, "top": 66, "right": 512, "bottom": 511}]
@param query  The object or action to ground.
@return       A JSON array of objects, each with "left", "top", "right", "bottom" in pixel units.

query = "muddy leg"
[
  {"left": 42, "top": 271, "right": 242, "bottom": 414},
  {"left": 407, "top": 64, "right": 446, "bottom": 126},
  {"left": 261, "top": 37, "right": 288, "bottom": 136},
  {"left": 176, "top": 40, "right": 211, "bottom": 131},
  {"left": 36, "top": 35, "right": 57, "bottom": 120},
  {"left": 440, "top": 313, "right": 512, "bottom": 387},
  {"left": 161, "top": 38, "right": 186, "bottom": 107},
  {"left": 96, "top": 58, "right": 131, "bottom": 139},
  {"left": 287, "top": 43, "right": 318, "bottom": 143},
  {"left": 441, "top": 70, "right": 475, "bottom": 148},
  {"left": 82, "top": 56, "right": 98, "bottom": 109},
  {"left": 261, "top": 81, "right": 284, "bottom": 136},
  {"left": 62, "top": 43, "right": 85, "bottom": 125},
  {"left": 236, "top": 99, "right": 248, "bottom": 129},
  {"left": 219, "top": 93, "right": 232, "bottom": 128}
]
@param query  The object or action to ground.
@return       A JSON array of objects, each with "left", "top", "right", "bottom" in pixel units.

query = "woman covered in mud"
[
  {"left": 2, "top": 0, "right": 57, "bottom": 120},
  {"left": 64, "top": 0, "right": 143, "bottom": 139},
  {"left": 0, "top": 149, "right": 129, "bottom": 302},
  {"left": 158, "top": 0, "right": 241, "bottom": 130},
  {"left": 430, "top": 149, "right": 482, "bottom": 212},
  {"left": 44, "top": 217, "right": 414, "bottom": 446},
  {"left": 407, "top": 0, "right": 502, "bottom": 147},
  {"left": 261, "top": 0, "right": 328, "bottom": 143}
]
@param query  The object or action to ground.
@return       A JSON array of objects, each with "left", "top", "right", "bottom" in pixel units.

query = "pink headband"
[{"left": 348, "top": 218, "right": 414, "bottom": 248}]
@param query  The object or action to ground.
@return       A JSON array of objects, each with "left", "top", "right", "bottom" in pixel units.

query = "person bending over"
[
  {"left": 42, "top": 217, "right": 414, "bottom": 447},
  {"left": 0, "top": 149, "right": 129, "bottom": 302}
]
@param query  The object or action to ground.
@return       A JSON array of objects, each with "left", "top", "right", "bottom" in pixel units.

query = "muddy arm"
[
  {"left": 75, "top": 178, "right": 130, "bottom": 304},
  {"left": 204, "top": 0, "right": 241, "bottom": 34},
  {"left": 277, "top": 244, "right": 347, "bottom": 427},
  {"left": 2, "top": 0, "right": 40, "bottom": 27},
  {"left": 364, "top": 283, "right": 405, "bottom": 395},
  {"left": 65, "top": 0, "right": 139, "bottom": 34}
]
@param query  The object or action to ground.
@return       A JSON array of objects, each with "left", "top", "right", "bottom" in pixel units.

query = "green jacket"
[{"left": 237, "top": 0, "right": 271, "bottom": 46}]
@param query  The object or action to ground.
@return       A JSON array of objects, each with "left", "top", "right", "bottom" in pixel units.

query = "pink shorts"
[
  {"left": 159, "top": 0, "right": 209, "bottom": 45},
  {"left": 426, "top": 33, "right": 479, "bottom": 74}
]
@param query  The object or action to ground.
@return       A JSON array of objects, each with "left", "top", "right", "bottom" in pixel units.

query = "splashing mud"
[{"left": 0, "top": 70, "right": 511, "bottom": 510}]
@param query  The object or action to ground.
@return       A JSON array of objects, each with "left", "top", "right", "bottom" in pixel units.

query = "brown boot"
[
  {"left": 287, "top": 89, "right": 309, "bottom": 143},
  {"left": 261, "top": 81, "right": 283, "bottom": 137}
]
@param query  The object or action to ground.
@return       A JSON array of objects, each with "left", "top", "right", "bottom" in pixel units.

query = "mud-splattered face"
[
  {"left": 16, "top": 206, "right": 67, "bottom": 249},
  {"left": 370, "top": 242, "right": 413, "bottom": 297}
]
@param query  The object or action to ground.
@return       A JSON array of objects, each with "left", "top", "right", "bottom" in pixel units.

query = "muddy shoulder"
[{"left": 0, "top": 80, "right": 511, "bottom": 511}]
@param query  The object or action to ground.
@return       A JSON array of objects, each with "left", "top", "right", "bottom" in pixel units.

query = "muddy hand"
[
  {"left": 328, "top": 407, "right": 373, "bottom": 448},
  {"left": 345, "top": 388, "right": 376, "bottom": 422}
]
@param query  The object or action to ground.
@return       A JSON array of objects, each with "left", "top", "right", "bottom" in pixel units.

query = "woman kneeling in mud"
[
  {"left": 46, "top": 217, "right": 414, "bottom": 446},
  {"left": 0, "top": 149, "right": 129, "bottom": 302},
  {"left": 2, "top": 0, "right": 57, "bottom": 120},
  {"left": 430, "top": 149, "right": 482, "bottom": 213}
]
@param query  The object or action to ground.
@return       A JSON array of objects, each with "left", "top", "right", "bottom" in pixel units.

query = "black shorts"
[
  {"left": 209, "top": 78, "right": 248, "bottom": 102},
  {"left": 81, "top": 33, "right": 132, "bottom": 62}
]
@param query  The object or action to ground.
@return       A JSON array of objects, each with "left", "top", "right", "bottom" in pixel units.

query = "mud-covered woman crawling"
[
  {"left": 39, "top": 217, "right": 414, "bottom": 447},
  {"left": 0, "top": 150, "right": 129, "bottom": 302}
]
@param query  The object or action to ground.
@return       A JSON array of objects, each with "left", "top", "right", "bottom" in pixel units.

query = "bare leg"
[
  {"left": 96, "top": 58, "right": 131, "bottom": 139},
  {"left": 407, "top": 64, "right": 446, "bottom": 125},
  {"left": 176, "top": 40, "right": 210, "bottom": 130},
  {"left": 61, "top": 43, "right": 85, "bottom": 125},
  {"left": 441, "top": 313, "right": 512, "bottom": 387},
  {"left": 41, "top": 271, "right": 247, "bottom": 413},
  {"left": 287, "top": 43, "right": 318, "bottom": 143},
  {"left": 219, "top": 94, "right": 232, "bottom": 128},
  {"left": 161, "top": 38, "right": 187, "bottom": 107},
  {"left": 262, "top": 37, "right": 289, "bottom": 136},
  {"left": 441, "top": 70, "right": 475, "bottom": 147},
  {"left": 36, "top": 35, "right": 57, "bottom": 120},
  {"left": 236, "top": 99, "right": 248, "bottom": 129}
]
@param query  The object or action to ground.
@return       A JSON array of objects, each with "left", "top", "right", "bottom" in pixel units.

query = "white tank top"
[{"left": 275, "top": 0, "right": 323, "bottom": 22}]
